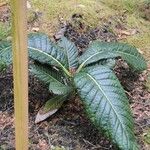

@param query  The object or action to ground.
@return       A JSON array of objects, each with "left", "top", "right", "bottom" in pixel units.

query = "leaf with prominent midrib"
[
  {"left": 0, "top": 41, "right": 12, "bottom": 67},
  {"left": 30, "top": 63, "right": 72, "bottom": 95},
  {"left": 28, "top": 33, "right": 70, "bottom": 76},
  {"left": 74, "top": 66, "right": 138, "bottom": 150},
  {"left": 79, "top": 41, "right": 147, "bottom": 72},
  {"left": 58, "top": 37, "right": 78, "bottom": 70},
  {"left": 88, "top": 58, "right": 116, "bottom": 69}
]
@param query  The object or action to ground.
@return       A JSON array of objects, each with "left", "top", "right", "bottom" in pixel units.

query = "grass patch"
[
  {"left": 101, "top": 0, "right": 146, "bottom": 13},
  {"left": 0, "top": 0, "right": 149, "bottom": 59},
  {"left": 0, "top": 22, "right": 11, "bottom": 41},
  {"left": 31, "top": 0, "right": 114, "bottom": 34},
  {"left": 30, "top": 0, "right": 150, "bottom": 59},
  {"left": 125, "top": 33, "right": 150, "bottom": 59}
]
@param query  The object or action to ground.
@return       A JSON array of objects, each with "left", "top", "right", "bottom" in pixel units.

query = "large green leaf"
[
  {"left": 0, "top": 41, "right": 12, "bottom": 67},
  {"left": 30, "top": 63, "right": 72, "bottom": 95},
  {"left": 35, "top": 95, "right": 68, "bottom": 123},
  {"left": 58, "top": 37, "right": 78, "bottom": 70},
  {"left": 78, "top": 41, "right": 147, "bottom": 72},
  {"left": 74, "top": 66, "right": 138, "bottom": 150},
  {"left": 28, "top": 33, "right": 71, "bottom": 76},
  {"left": 88, "top": 58, "right": 116, "bottom": 69}
]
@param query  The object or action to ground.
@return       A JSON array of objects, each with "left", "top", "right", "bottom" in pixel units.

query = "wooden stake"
[{"left": 11, "top": 0, "right": 28, "bottom": 149}]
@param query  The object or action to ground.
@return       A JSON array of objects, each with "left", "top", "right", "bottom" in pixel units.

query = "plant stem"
[{"left": 76, "top": 63, "right": 84, "bottom": 73}]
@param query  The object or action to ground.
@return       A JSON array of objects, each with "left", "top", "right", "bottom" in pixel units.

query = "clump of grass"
[
  {"left": 31, "top": 0, "right": 114, "bottom": 34},
  {"left": 101, "top": 0, "right": 146, "bottom": 14},
  {"left": 0, "top": 22, "right": 11, "bottom": 41}
]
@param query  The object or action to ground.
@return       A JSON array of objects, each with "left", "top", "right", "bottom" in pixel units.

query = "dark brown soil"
[{"left": 0, "top": 5, "right": 150, "bottom": 150}]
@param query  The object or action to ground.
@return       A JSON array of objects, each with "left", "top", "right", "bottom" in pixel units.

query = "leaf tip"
[{"left": 35, "top": 109, "right": 58, "bottom": 124}]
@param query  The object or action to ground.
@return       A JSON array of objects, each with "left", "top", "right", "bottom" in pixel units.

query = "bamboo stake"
[{"left": 11, "top": 0, "right": 28, "bottom": 149}]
